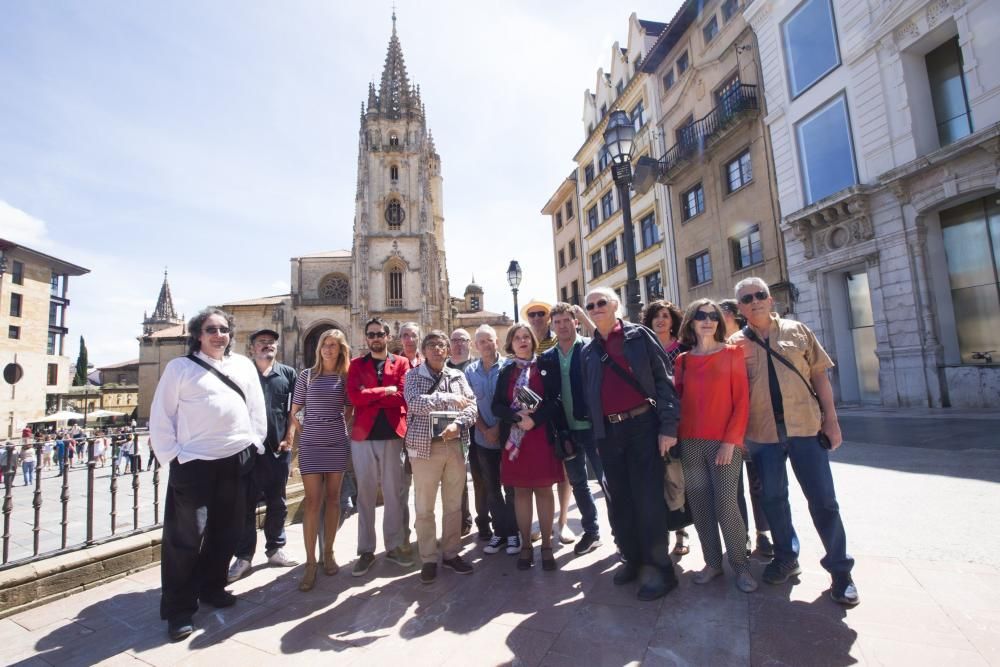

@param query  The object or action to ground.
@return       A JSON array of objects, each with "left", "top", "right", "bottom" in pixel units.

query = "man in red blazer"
[{"left": 346, "top": 318, "right": 414, "bottom": 576}]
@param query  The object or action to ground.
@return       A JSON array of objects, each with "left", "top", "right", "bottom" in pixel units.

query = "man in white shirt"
[{"left": 150, "top": 308, "right": 267, "bottom": 642}]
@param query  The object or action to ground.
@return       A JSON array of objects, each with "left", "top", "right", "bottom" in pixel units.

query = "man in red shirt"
[{"left": 346, "top": 318, "right": 415, "bottom": 576}]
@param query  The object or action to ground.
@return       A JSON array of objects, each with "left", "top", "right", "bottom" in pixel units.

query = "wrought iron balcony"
[{"left": 658, "top": 84, "right": 759, "bottom": 183}]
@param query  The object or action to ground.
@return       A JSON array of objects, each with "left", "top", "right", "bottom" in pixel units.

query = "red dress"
[{"left": 499, "top": 362, "right": 564, "bottom": 488}]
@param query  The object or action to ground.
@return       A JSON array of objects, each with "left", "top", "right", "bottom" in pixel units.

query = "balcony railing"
[{"left": 659, "top": 84, "right": 759, "bottom": 182}]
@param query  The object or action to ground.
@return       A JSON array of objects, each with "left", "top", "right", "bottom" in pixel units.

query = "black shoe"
[
  {"left": 442, "top": 555, "right": 473, "bottom": 575},
  {"left": 613, "top": 562, "right": 640, "bottom": 585},
  {"left": 167, "top": 618, "right": 194, "bottom": 641},
  {"left": 573, "top": 533, "right": 602, "bottom": 556},
  {"left": 461, "top": 522, "right": 473, "bottom": 537},
  {"left": 637, "top": 575, "right": 678, "bottom": 601},
  {"left": 831, "top": 574, "right": 860, "bottom": 606},
  {"left": 762, "top": 559, "right": 802, "bottom": 585},
  {"left": 755, "top": 533, "right": 775, "bottom": 558},
  {"left": 478, "top": 528, "right": 493, "bottom": 541},
  {"left": 200, "top": 589, "right": 237, "bottom": 608},
  {"left": 420, "top": 562, "right": 437, "bottom": 584}
]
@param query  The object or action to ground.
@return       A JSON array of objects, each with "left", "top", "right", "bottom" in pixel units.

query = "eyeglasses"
[
  {"left": 585, "top": 299, "right": 609, "bottom": 311},
  {"left": 366, "top": 331, "right": 387, "bottom": 339},
  {"left": 527, "top": 311, "right": 547, "bottom": 319},
  {"left": 203, "top": 326, "right": 231, "bottom": 335},
  {"left": 739, "top": 291, "right": 769, "bottom": 305},
  {"left": 692, "top": 311, "right": 721, "bottom": 322},
  {"left": 425, "top": 342, "right": 448, "bottom": 350}
]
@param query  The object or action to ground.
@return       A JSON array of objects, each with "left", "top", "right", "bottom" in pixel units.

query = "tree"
[{"left": 73, "top": 336, "right": 89, "bottom": 386}]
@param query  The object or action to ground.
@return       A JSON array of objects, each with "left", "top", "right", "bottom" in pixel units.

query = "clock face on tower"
[{"left": 385, "top": 199, "right": 404, "bottom": 228}]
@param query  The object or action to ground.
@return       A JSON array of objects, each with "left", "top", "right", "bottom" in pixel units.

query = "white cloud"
[{"left": 0, "top": 200, "right": 50, "bottom": 248}]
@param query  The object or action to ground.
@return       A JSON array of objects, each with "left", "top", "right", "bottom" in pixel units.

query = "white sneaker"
[
  {"left": 227, "top": 558, "right": 251, "bottom": 583},
  {"left": 483, "top": 535, "right": 504, "bottom": 554},
  {"left": 267, "top": 548, "right": 298, "bottom": 567},
  {"left": 505, "top": 535, "right": 522, "bottom": 555},
  {"left": 555, "top": 524, "right": 575, "bottom": 545}
]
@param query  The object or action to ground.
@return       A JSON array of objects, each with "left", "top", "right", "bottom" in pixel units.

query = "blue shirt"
[{"left": 465, "top": 356, "right": 505, "bottom": 449}]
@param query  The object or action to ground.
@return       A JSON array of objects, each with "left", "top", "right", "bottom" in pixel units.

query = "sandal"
[
  {"left": 323, "top": 552, "right": 339, "bottom": 576},
  {"left": 671, "top": 531, "right": 690, "bottom": 556},
  {"left": 517, "top": 546, "right": 534, "bottom": 570},
  {"left": 299, "top": 563, "right": 318, "bottom": 592},
  {"left": 541, "top": 547, "right": 556, "bottom": 571}
]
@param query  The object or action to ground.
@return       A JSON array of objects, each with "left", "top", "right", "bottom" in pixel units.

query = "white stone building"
[{"left": 746, "top": 0, "right": 999, "bottom": 407}]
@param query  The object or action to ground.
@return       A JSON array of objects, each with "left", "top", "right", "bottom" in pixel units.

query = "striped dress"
[{"left": 292, "top": 369, "right": 350, "bottom": 475}]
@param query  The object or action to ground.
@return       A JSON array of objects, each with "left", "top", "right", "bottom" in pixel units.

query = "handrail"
[{"left": 661, "top": 84, "right": 759, "bottom": 175}]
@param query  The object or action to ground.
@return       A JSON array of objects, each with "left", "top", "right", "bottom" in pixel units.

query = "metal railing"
[
  {"left": 0, "top": 429, "right": 163, "bottom": 569},
  {"left": 660, "top": 84, "right": 759, "bottom": 178}
]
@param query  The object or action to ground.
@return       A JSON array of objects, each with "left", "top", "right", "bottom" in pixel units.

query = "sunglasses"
[
  {"left": 693, "top": 311, "right": 721, "bottom": 322},
  {"left": 739, "top": 291, "right": 769, "bottom": 305},
  {"left": 365, "top": 331, "right": 387, "bottom": 339},
  {"left": 203, "top": 326, "right": 231, "bottom": 335},
  {"left": 585, "top": 299, "right": 609, "bottom": 311},
  {"left": 527, "top": 311, "right": 548, "bottom": 319}
]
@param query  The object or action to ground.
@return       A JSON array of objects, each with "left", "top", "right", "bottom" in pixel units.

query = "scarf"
[{"left": 504, "top": 356, "right": 535, "bottom": 461}]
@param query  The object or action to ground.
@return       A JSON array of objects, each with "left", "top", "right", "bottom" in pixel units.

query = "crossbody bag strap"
[
  {"left": 186, "top": 354, "right": 247, "bottom": 403},
  {"left": 591, "top": 336, "right": 656, "bottom": 407},
  {"left": 741, "top": 326, "right": 820, "bottom": 408}
]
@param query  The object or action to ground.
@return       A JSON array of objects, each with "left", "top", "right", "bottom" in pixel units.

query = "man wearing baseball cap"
[{"left": 228, "top": 327, "right": 300, "bottom": 582}]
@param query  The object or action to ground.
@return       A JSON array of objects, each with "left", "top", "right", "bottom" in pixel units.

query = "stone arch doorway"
[{"left": 302, "top": 323, "right": 343, "bottom": 369}]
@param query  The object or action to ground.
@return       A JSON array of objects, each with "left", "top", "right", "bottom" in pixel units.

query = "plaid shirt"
[{"left": 403, "top": 363, "right": 478, "bottom": 460}]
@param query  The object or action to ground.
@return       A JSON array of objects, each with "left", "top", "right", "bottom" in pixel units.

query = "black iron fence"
[
  {"left": 661, "top": 84, "right": 759, "bottom": 176},
  {"left": 0, "top": 429, "right": 163, "bottom": 569}
]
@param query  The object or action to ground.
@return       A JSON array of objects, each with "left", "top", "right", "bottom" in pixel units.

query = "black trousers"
[
  {"left": 236, "top": 450, "right": 290, "bottom": 560},
  {"left": 597, "top": 410, "right": 676, "bottom": 582},
  {"left": 160, "top": 447, "right": 254, "bottom": 622},
  {"left": 460, "top": 443, "right": 490, "bottom": 533}
]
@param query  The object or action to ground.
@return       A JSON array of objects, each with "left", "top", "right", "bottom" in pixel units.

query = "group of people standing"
[{"left": 148, "top": 273, "right": 858, "bottom": 642}]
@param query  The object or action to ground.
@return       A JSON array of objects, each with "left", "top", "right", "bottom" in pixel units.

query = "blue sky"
[{"left": 0, "top": 0, "right": 681, "bottom": 366}]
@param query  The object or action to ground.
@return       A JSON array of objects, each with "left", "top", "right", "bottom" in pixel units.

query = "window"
[
  {"left": 630, "top": 101, "right": 645, "bottom": 132},
  {"left": 939, "top": 196, "right": 1000, "bottom": 364},
  {"left": 555, "top": 212, "right": 563, "bottom": 229},
  {"left": 50, "top": 273, "right": 63, "bottom": 297},
  {"left": 47, "top": 364, "right": 58, "bottom": 386},
  {"left": 598, "top": 147, "right": 612, "bottom": 172},
  {"left": 676, "top": 115, "right": 696, "bottom": 148},
  {"left": 571, "top": 280, "right": 581, "bottom": 305},
  {"left": 390, "top": 165, "right": 399, "bottom": 182},
  {"left": 605, "top": 239, "right": 620, "bottom": 270},
  {"left": 47, "top": 331, "right": 57, "bottom": 355},
  {"left": 587, "top": 206, "right": 599, "bottom": 233},
  {"left": 387, "top": 266, "right": 404, "bottom": 308},
  {"left": 703, "top": 15, "right": 719, "bottom": 44},
  {"left": 782, "top": 0, "right": 841, "bottom": 98},
  {"left": 616, "top": 81, "right": 624, "bottom": 97},
  {"left": 389, "top": 133, "right": 399, "bottom": 146},
  {"left": 681, "top": 184, "right": 705, "bottom": 220},
  {"left": 601, "top": 191, "right": 615, "bottom": 220},
  {"left": 9, "top": 293, "right": 22, "bottom": 317},
  {"left": 663, "top": 70, "right": 675, "bottom": 91},
  {"left": 645, "top": 271, "right": 663, "bottom": 300},
  {"left": 676, "top": 51, "right": 689, "bottom": 75},
  {"left": 569, "top": 239, "right": 577, "bottom": 261},
  {"left": 12, "top": 261, "right": 23, "bottom": 285},
  {"left": 716, "top": 74, "right": 740, "bottom": 106},
  {"left": 591, "top": 251, "right": 603, "bottom": 278},
  {"left": 320, "top": 274, "right": 350, "bottom": 304},
  {"left": 722, "top": 0, "right": 740, "bottom": 22},
  {"left": 49, "top": 301, "right": 64, "bottom": 327},
  {"left": 688, "top": 251, "right": 713, "bottom": 286},
  {"left": 796, "top": 93, "right": 857, "bottom": 204},
  {"left": 726, "top": 150, "right": 753, "bottom": 192},
  {"left": 640, "top": 213, "right": 660, "bottom": 249},
  {"left": 584, "top": 164, "right": 595, "bottom": 186},
  {"left": 565, "top": 200, "right": 574, "bottom": 220},
  {"left": 558, "top": 249, "right": 566, "bottom": 268},
  {"left": 561, "top": 286, "right": 569, "bottom": 302},
  {"left": 386, "top": 198, "right": 404, "bottom": 229},
  {"left": 8, "top": 325, "right": 19, "bottom": 340},
  {"left": 732, "top": 225, "right": 764, "bottom": 269},
  {"left": 926, "top": 37, "right": 973, "bottom": 147}
]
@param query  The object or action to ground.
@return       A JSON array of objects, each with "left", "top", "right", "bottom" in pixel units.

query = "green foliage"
[{"left": 73, "top": 336, "right": 89, "bottom": 386}]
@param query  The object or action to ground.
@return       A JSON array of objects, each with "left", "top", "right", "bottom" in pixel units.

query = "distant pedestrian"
[
  {"left": 42, "top": 437, "right": 54, "bottom": 471},
  {"left": 20, "top": 444, "right": 36, "bottom": 486}
]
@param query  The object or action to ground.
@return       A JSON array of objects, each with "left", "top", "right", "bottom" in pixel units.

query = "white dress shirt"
[{"left": 150, "top": 351, "right": 268, "bottom": 465}]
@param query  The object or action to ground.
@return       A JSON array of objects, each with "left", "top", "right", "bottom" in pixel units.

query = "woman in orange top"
[{"left": 674, "top": 299, "right": 756, "bottom": 593}]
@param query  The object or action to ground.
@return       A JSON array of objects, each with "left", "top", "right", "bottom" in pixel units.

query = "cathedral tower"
[
  {"left": 142, "top": 269, "right": 183, "bottom": 335},
  {"left": 352, "top": 13, "right": 450, "bottom": 336}
]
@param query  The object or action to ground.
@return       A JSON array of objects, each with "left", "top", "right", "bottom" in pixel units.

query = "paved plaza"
[{"left": 2, "top": 408, "right": 999, "bottom": 666}]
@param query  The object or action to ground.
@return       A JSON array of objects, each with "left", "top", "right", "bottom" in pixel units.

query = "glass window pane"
[
  {"left": 951, "top": 285, "right": 1000, "bottom": 363},
  {"left": 783, "top": 0, "right": 841, "bottom": 97},
  {"left": 941, "top": 200, "right": 995, "bottom": 290},
  {"left": 847, "top": 271, "right": 874, "bottom": 327},
  {"left": 796, "top": 95, "right": 857, "bottom": 204},
  {"left": 926, "top": 37, "right": 972, "bottom": 146}
]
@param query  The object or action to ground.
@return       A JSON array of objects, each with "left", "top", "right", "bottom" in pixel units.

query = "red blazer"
[{"left": 347, "top": 353, "right": 410, "bottom": 441}]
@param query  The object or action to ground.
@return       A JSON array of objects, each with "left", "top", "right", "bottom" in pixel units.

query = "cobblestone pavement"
[{"left": 4, "top": 409, "right": 999, "bottom": 666}]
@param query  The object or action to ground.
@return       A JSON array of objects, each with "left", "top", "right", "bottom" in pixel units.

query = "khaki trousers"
[{"left": 409, "top": 441, "right": 466, "bottom": 563}]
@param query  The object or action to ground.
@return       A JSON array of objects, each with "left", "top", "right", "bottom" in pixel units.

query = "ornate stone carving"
[
  {"left": 784, "top": 188, "right": 874, "bottom": 259},
  {"left": 926, "top": 0, "right": 950, "bottom": 27},
  {"left": 894, "top": 21, "right": 920, "bottom": 43}
]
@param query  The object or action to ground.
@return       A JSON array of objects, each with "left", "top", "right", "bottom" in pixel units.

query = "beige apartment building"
[
  {"left": 0, "top": 239, "right": 89, "bottom": 437},
  {"left": 640, "top": 0, "right": 790, "bottom": 310},
  {"left": 543, "top": 173, "right": 585, "bottom": 305},
  {"left": 573, "top": 14, "right": 675, "bottom": 312}
]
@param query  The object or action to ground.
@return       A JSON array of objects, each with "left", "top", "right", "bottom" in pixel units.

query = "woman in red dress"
[{"left": 493, "top": 324, "right": 564, "bottom": 571}]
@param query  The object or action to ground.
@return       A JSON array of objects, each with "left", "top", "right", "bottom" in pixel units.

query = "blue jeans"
[
  {"left": 748, "top": 434, "right": 854, "bottom": 575},
  {"left": 564, "top": 429, "right": 605, "bottom": 537}
]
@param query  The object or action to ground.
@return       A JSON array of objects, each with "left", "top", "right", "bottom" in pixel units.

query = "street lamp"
[
  {"left": 603, "top": 109, "right": 642, "bottom": 323},
  {"left": 506, "top": 260, "right": 523, "bottom": 323}
]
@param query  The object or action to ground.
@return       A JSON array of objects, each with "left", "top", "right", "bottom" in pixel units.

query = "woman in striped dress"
[{"left": 287, "top": 329, "right": 353, "bottom": 591}]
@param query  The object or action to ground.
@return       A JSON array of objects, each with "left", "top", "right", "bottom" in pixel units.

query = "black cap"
[{"left": 249, "top": 328, "right": 280, "bottom": 342}]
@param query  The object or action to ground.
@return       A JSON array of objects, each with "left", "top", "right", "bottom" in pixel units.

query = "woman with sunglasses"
[{"left": 674, "top": 299, "right": 756, "bottom": 593}]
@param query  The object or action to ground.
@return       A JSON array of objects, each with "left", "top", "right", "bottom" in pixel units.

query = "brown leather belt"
[{"left": 605, "top": 403, "right": 651, "bottom": 424}]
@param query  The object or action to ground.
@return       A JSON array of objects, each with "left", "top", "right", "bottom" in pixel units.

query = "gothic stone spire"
[
  {"left": 376, "top": 14, "right": 416, "bottom": 119},
  {"left": 150, "top": 269, "right": 179, "bottom": 322}
]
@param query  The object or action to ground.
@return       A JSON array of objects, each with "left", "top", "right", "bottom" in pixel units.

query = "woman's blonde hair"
[{"left": 309, "top": 329, "right": 350, "bottom": 382}]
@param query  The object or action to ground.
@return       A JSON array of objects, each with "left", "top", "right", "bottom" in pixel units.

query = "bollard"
[
  {"left": 110, "top": 446, "right": 119, "bottom": 535},
  {"left": 132, "top": 433, "right": 140, "bottom": 529},
  {"left": 2, "top": 443, "right": 14, "bottom": 564},
  {"left": 60, "top": 452, "right": 70, "bottom": 549},
  {"left": 152, "top": 457, "right": 161, "bottom": 524},
  {"left": 86, "top": 438, "right": 96, "bottom": 545},
  {"left": 32, "top": 442, "right": 43, "bottom": 556}
]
